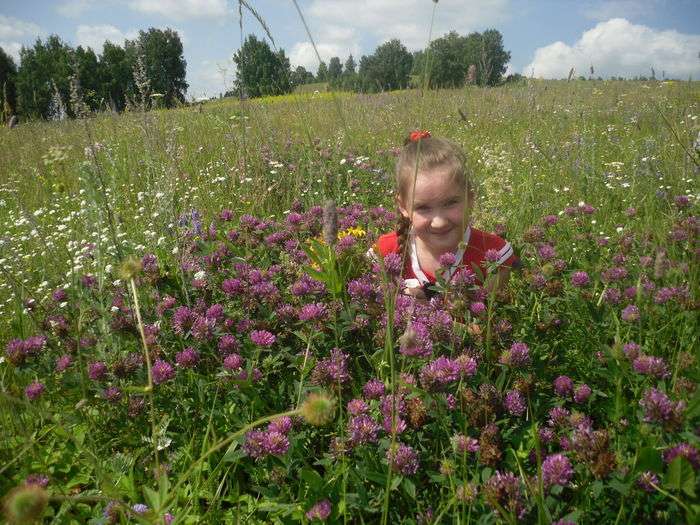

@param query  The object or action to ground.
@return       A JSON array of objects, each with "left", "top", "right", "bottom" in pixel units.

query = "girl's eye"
[{"left": 415, "top": 205, "right": 430, "bottom": 212}]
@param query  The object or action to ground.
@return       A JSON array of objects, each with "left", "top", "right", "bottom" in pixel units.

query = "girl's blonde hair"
[{"left": 394, "top": 136, "right": 473, "bottom": 256}]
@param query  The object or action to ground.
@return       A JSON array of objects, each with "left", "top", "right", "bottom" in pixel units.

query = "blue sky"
[{"left": 1, "top": 0, "right": 699, "bottom": 99}]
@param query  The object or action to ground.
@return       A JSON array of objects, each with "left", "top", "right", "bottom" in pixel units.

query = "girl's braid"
[{"left": 396, "top": 213, "right": 411, "bottom": 260}]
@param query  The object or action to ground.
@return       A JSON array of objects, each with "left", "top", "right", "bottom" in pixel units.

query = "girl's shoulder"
[
  {"left": 374, "top": 231, "right": 400, "bottom": 256},
  {"left": 466, "top": 227, "right": 518, "bottom": 267}
]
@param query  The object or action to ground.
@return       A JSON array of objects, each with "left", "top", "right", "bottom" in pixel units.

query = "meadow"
[{"left": 0, "top": 80, "right": 698, "bottom": 524}]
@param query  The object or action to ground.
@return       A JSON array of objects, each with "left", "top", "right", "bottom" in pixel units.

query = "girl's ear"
[{"left": 396, "top": 194, "right": 410, "bottom": 219}]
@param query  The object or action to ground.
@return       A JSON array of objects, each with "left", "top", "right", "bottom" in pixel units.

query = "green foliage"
[
  {"left": 125, "top": 28, "right": 188, "bottom": 107},
  {"left": 414, "top": 29, "right": 510, "bottom": 88},
  {"left": 99, "top": 41, "right": 133, "bottom": 112},
  {"left": 316, "top": 61, "right": 328, "bottom": 83},
  {"left": 290, "top": 65, "right": 315, "bottom": 88},
  {"left": 0, "top": 46, "right": 17, "bottom": 120},
  {"left": 232, "top": 35, "right": 292, "bottom": 98},
  {"left": 358, "top": 39, "right": 413, "bottom": 92},
  {"left": 15, "top": 35, "right": 73, "bottom": 119}
]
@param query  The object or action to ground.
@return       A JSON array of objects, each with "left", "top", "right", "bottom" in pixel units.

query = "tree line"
[
  {"left": 0, "top": 27, "right": 187, "bottom": 122},
  {"left": 232, "top": 29, "right": 512, "bottom": 99}
]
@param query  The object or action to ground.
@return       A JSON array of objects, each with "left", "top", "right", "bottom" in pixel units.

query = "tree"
[
  {"left": 15, "top": 35, "right": 73, "bottom": 119},
  {"left": 477, "top": 29, "right": 510, "bottom": 86},
  {"left": 316, "top": 61, "right": 328, "bottom": 83},
  {"left": 99, "top": 41, "right": 133, "bottom": 112},
  {"left": 344, "top": 55, "right": 356, "bottom": 75},
  {"left": 232, "top": 35, "right": 292, "bottom": 98},
  {"left": 358, "top": 39, "right": 413, "bottom": 92},
  {"left": 423, "top": 31, "right": 472, "bottom": 88},
  {"left": 327, "top": 56, "right": 342, "bottom": 86},
  {"left": 0, "top": 47, "right": 17, "bottom": 120},
  {"left": 72, "top": 45, "right": 101, "bottom": 110},
  {"left": 341, "top": 55, "right": 358, "bottom": 91},
  {"left": 126, "top": 28, "right": 188, "bottom": 107},
  {"left": 290, "top": 65, "right": 314, "bottom": 87}
]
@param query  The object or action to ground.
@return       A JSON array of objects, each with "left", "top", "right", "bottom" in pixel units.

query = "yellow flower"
[{"left": 337, "top": 227, "right": 366, "bottom": 240}]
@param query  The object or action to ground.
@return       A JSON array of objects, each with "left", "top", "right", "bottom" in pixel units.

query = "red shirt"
[{"left": 371, "top": 226, "right": 517, "bottom": 285}]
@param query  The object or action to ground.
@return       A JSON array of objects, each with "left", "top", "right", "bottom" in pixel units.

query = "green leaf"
[
  {"left": 636, "top": 447, "right": 663, "bottom": 474},
  {"left": 481, "top": 467, "right": 493, "bottom": 483},
  {"left": 609, "top": 478, "right": 630, "bottom": 496},
  {"left": 390, "top": 476, "right": 402, "bottom": 491},
  {"left": 300, "top": 467, "right": 323, "bottom": 492},
  {"left": 143, "top": 485, "right": 161, "bottom": 509},
  {"left": 402, "top": 478, "right": 416, "bottom": 499},
  {"left": 666, "top": 456, "right": 696, "bottom": 497}
]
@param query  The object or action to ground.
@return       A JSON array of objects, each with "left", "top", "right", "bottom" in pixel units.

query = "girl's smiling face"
[{"left": 398, "top": 167, "right": 471, "bottom": 254}]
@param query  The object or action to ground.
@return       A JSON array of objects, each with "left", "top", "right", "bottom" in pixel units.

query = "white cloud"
[
  {"left": 56, "top": 0, "right": 97, "bottom": 18},
  {"left": 306, "top": 0, "right": 510, "bottom": 52},
  {"left": 76, "top": 25, "right": 139, "bottom": 51},
  {"left": 127, "top": 0, "right": 230, "bottom": 20},
  {"left": 524, "top": 18, "right": 700, "bottom": 79},
  {"left": 580, "top": 0, "right": 657, "bottom": 21},
  {"left": 187, "top": 58, "right": 235, "bottom": 99},
  {"left": 0, "top": 15, "right": 40, "bottom": 41},
  {"left": 0, "top": 41, "right": 23, "bottom": 63}
]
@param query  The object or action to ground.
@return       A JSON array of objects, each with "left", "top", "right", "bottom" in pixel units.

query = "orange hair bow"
[{"left": 409, "top": 130, "right": 431, "bottom": 142}]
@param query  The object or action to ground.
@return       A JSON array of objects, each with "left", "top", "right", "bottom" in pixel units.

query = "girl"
[{"left": 370, "top": 131, "right": 518, "bottom": 297}]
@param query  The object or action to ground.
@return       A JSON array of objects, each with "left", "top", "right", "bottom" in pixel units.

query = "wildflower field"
[{"left": 0, "top": 80, "right": 698, "bottom": 524}]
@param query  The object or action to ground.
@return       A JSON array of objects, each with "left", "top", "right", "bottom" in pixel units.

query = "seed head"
[
  {"left": 300, "top": 392, "right": 336, "bottom": 426},
  {"left": 118, "top": 255, "right": 142, "bottom": 281},
  {"left": 322, "top": 199, "right": 338, "bottom": 246},
  {"left": 3, "top": 484, "right": 48, "bottom": 524}
]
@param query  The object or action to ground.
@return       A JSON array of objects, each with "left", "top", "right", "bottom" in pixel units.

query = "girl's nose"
[{"left": 431, "top": 214, "right": 449, "bottom": 229}]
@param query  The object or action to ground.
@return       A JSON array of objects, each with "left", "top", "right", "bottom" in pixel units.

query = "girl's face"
[{"left": 398, "top": 167, "right": 470, "bottom": 254}]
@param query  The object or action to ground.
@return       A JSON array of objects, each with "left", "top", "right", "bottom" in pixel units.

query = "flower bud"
[
  {"left": 300, "top": 392, "right": 336, "bottom": 426},
  {"left": 3, "top": 485, "right": 48, "bottom": 524}
]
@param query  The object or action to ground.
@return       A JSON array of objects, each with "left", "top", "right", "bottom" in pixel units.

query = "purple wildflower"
[
  {"left": 347, "top": 399, "right": 368, "bottom": 416},
  {"left": 602, "top": 287, "right": 621, "bottom": 304},
  {"left": 250, "top": 330, "right": 276, "bottom": 347},
  {"left": 452, "top": 434, "right": 480, "bottom": 454},
  {"left": 639, "top": 388, "right": 685, "bottom": 427},
  {"left": 483, "top": 471, "right": 526, "bottom": 520},
  {"left": 132, "top": 504, "right": 149, "bottom": 515},
  {"left": 548, "top": 407, "right": 570, "bottom": 428},
  {"left": 504, "top": 390, "right": 526, "bottom": 416},
  {"left": 152, "top": 359, "right": 175, "bottom": 385},
  {"left": 25, "top": 474, "right": 49, "bottom": 488},
  {"left": 637, "top": 471, "right": 659, "bottom": 492},
  {"left": 570, "top": 271, "right": 590, "bottom": 287},
  {"left": 348, "top": 415, "right": 380, "bottom": 445},
  {"left": 484, "top": 249, "right": 501, "bottom": 263},
  {"left": 171, "top": 306, "right": 194, "bottom": 335},
  {"left": 553, "top": 376, "right": 574, "bottom": 397},
  {"left": 88, "top": 361, "right": 108, "bottom": 381},
  {"left": 387, "top": 443, "right": 419, "bottom": 475},
  {"left": 500, "top": 342, "right": 531, "bottom": 367},
  {"left": 103, "top": 387, "right": 122, "bottom": 403},
  {"left": 55, "top": 354, "right": 72, "bottom": 372},
  {"left": 268, "top": 416, "right": 293, "bottom": 435},
  {"left": 439, "top": 252, "right": 457, "bottom": 267},
  {"left": 305, "top": 500, "right": 332, "bottom": 521},
  {"left": 419, "top": 356, "right": 461, "bottom": 391},
  {"left": 312, "top": 348, "right": 350, "bottom": 386},
  {"left": 298, "top": 302, "right": 328, "bottom": 322},
  {"left": 264, "top": 431, "right": 290, "bottom": 455},
  {"left": 469, "top": 301, "right": 486, "bottom": 315},
  {"left": 574, "top": 384, "right": 592, "bottom": 403},
  {"left": 244, "top": 430, "right": 268, "bottom": 459},
  {"left": 222, "top": 278, "right": 244, "bottom": 296},
  {"left": 223, "top": 353, "right": 243, "bottom": 371},
  {"left": 542, "top": 454, "right": 574, "bottom": 489},
  {"left": 363, "top": 379, "right": 385, "bottom": 399},
  {"left": 25, "top": 382, "right": 45, "bottom": 400},
  {"left": 538, "top": 244, "right": 556, "bottom": 260},
  {"left": 663, "top": 443, "right": 700, "bottom": 469},
  {"left": 218, "top": 334, "right": 239, "bottom": 355},
  {"left": 621, "top": 304, "right": 640, "bottom": 322},
  {"left": 175, "top": 347, "right": 199, "bottom": 368},
  {"left": 622, "top": 342, "right": 640, "bottom": 360},
  {"left": 383, "top": 253, "right": 403, "bottom": 276},
  {"left": 633, "top": 355, "right": 670, "bottom": 378}
]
